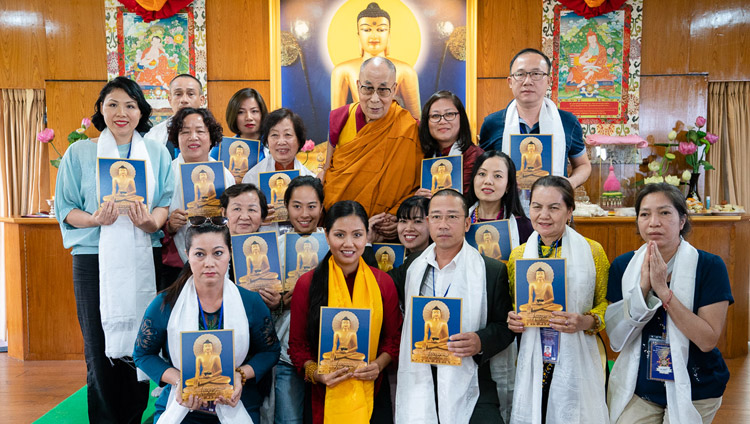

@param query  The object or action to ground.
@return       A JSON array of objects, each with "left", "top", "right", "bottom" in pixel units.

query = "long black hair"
[
  {"left": 305, "top": 201, "right": 369, "bottom": 355},
  {"left": 418, "top": 90, "right": 473, "bottom": 158},
  {"left": 92, "top": 76, "right": 152, "bottom": 133},
  {"left": 466, "top": 150, "right": 526, "bottom": 219},
  {"left": 162, "top": 224, "right": 232, "bottom": 308}
]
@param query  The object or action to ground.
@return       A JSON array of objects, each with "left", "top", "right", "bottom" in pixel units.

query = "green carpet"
[{"left": 34, "top": 382, "right": 158, "bottom": 423}]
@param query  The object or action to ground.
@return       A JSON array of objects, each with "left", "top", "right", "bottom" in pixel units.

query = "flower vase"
[{"left": 687, "top": 172, "right": 701, "bottom": 202}]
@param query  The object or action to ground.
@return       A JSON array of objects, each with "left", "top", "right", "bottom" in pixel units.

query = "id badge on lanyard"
[
  {"left": 541, "top": 327, "right": 560, "bottom": 364},
  {"left": 647, "top": 311, "right": 674, "bottom": 381}
]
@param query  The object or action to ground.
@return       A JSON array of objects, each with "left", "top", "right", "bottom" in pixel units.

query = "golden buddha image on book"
[
  {"left": 411, "top": 297, "right": 462, "bottom": 366},
  {"left": 515, "top": 258, "right": 567, "bottom": 327},
  {"left": 180, "top": 330, "right": 234, "bottom": 403},
  {"left": 318, "top": 308, "right": 371, "bottom": 374}
]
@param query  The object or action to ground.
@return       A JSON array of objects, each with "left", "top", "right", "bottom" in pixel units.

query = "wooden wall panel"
[
  {"left": 639, "top": 75, "right": 708, "bottom": 143},
  {"left": 0, "top": 0, "right": 47, "bottom": 88},
  {"left": 477, "top": 0, "right": 543, "bottom": 78},
  {"left": 45, "top": 81, "right": 103, "bottom": 193},
  {"left": 688, "top": 0, "right": 750, "bottom": 81},
  {"left": 475, "top": 78, "right": 514, "bottom": 134},
  {"left": 641, "top": 0, "right": 692, "bottom": 75},
  {"left": 206, "top": 0, "right": 270, "bottom": 80},
  {"left": 43, "top": 0, "right": 107, "bottom": 81},
  {"left": 206, "top": 81, "right": 271, "bottom": 135}
]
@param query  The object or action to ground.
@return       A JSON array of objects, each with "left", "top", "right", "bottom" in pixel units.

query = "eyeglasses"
[
  {"left": 428, "top": 112, "right": 459, "bottom": 123},
  {"left": 359, "top": 84, "right": 395, "bottom": 97},
  {"left": 510, "top": 71, "right": 549, "bottom": 81},
  {"left": 188, "top": 216, "right": 229, "bottom": 227},
  {"left": 428, "top": 214, "right": 465, "bottom": 223}
]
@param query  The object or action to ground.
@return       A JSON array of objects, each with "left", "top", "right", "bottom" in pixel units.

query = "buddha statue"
[
  {"left": 431, "top": 163, "right": 452, "bottom": 194},
  {"left": 103, "top": 164, "right": 144, "bottom": 210},
  {"left": 295, "top": 241, "right": 318, "bottom": 274},
  {"left": 330, "top": 2, "right": 421, "bottom": 118},
  {"left": 415, "top": 306, "right": 449, "bottom": 351},
  {"left": 520, "top": 267, "right": 563, "bottom": 313},
  {"left": 323, "top": 316, "right": 366, "bottom": 361},
  {"left": 185, "top": 340, "right": 231, "bottom": 387},
  {"left": 187, "top": 168, "right": 221, "bottom": 216},
  {"left": 377, "top": 251, "right": 394, "bottom": 272},
  {"left": 228, "top": 144, "right": 250, "bottom": 184},
  {"left": 477, "top": 229, "right": 502, "bottom": 261}
]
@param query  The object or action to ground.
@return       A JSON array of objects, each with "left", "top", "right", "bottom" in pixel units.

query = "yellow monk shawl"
[
  {"left": 324, "top": 257, "right": 383, "bottom": 423},
  {"left": 324, "top": 101, "right": 422, "bottom": 216}
]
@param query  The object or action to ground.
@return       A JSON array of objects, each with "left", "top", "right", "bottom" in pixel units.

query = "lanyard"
[
  {"left": 537, "top": 235, "right": 560, "bottom": 258},
  {"left": 431, "top": 266, "right": 452, "bottom": 298},
  {"left": 197, "top": 294, "right": 223, "bottom": 330}
]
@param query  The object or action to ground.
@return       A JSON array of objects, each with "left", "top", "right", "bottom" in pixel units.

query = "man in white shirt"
[
  {"left": 392, "top": 189, "right": 514, "bottom": 423},
  {"left": 144, "top": 73, "right": 205, "bottom": 158}
]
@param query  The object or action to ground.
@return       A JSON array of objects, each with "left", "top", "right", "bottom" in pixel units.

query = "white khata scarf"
[
  {"left": 395, "top": 241, "right": 506, "bottom": 424},
  {"left": 511, "top": 226, "right": 608, "bottom": 424},
  {"left": 97, "top": 128, "right": 156, "bottom": 359},
  {"left": 606, "top": 240, "right": 700, "bottom": 423},
  {"left": 501, "top": 98, "right": 567, "bottom": 177},
  {"left": 159, "top": 276, "right": 253, "bottom": 423}
]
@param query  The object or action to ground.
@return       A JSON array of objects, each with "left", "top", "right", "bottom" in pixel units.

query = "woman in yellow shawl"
[{"left": 289, "top": 200, "right": 403, "bottom": 423}]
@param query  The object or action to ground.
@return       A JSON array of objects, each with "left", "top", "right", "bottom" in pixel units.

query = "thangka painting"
[
  {"left": 542, "top": 0, "right": 642, "bottom": 138},
  {"left": 272, "top": 0, "right": 476, "bottom": 146},
  {"left": 105, "top": 0, "right": 207, "bottom": 123}
]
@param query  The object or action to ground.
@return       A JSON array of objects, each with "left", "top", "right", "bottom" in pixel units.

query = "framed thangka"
[
  {"left": 271, "top": 0, "right": 477, "bottom": 151},
  {"left": 542, "top": 0, "right": 642, "bottom": 138},
  {"left": 105, "top": 0, "right": 208, "bottom": 124},
  {"left": 318, "top": 307, "right": 372, "bottom": 373},
  {"left": 97, "top": 158, "right": 148, "bottom": 214},
  {"left": 231, "top": 231, "right": 283, "bottom": 292},
  {"left": 515, "top": 258, "right": 567, "bottom": 327},
  {"left": 466, "top": 220, "right": 511, "bottom": 262},
  {"left": 284, "top": 232, "right": 329, "bottom": 291},
  {"left": 372, "top": 243, "right": 406, "bottom": 273},
  {"left": 218, "top": 137, "right": 261, "bottom": 184},
  {"left": 410, "top": 296, "right": 461, "bottom": 365}
]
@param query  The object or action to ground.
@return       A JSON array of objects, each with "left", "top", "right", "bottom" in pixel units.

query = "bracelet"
[
  {"left": 583, "top": 311, "right": 602, "bottom": 336},
  {"left": 304, "top": 362, "right": 318, "bottom": 384},
  {"left": 235, "top": 367, "right": 247, "bottom": 386},
  {"left": 662, "top": 289, "right": 674, "bottom": 311}
]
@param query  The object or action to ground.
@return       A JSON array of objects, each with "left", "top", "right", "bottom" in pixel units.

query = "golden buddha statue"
[
  {"left": 182, "top": 336, "right": 233, "bottom": 402},
  {"left": 477, "top": 229, "right": 502, "bottom": 261},
  {"left": 517, "top": 137, "right": 549, "bottom": 190},
  {"left": 295, "top": 241, "right": 319, "bottom": 274},
  {"left": 269, "top": 173, "right": 291, "bottom": 221},
  {"left": 228, "top": 143, "right": 250, "bottom": 184},
  {"left": 375, "top": 246, "right": 396, "bottom": 272},
  {"left": 431, "top": 163, "right": 452, "bottom": 194},
  {"left": 519, "top": 267, "right": 563, "bottom": 314},
  {"left": 239, "top": 237, "right": 282, "bottom": 292},
  {"left": 103, "top": 163, "right": 144, "bottom": 212},
  {"left": 330, "top": 2, "right": 421, "bottom": 118},
  {"left": 411, "top": 300, "right": 460, "bottom": 365},
  {"left": 186, "top": 166, "right": 222, "bottom": 216}
]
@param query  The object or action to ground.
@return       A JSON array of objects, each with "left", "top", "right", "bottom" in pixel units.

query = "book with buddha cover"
[
  {"left": 231, "top": 231, "right": 283, "bottom": 292},
  {"left": 467, "top": 220, "right": 512, "bottom": 262},
  {"left": 514, "top": 258, "right": 567, "bottom": 327},
  {"left": 510, "top": 134, "right": 553, "bottom": 190},
  {"left": 218, "top": 136, "right": 260, "bottom": 184},
  {"left": 420, "top": 155, "right": 462, "bottom": 194},
  {"left": 180, "top": 161, "right": 227, "bottom": 217},
  {"left": 284, "top": 232, "right": 329, "bottom": 292},
  {"left": 317, "top": 307, "right": 371, "bottom": 374},
  {"left": 259, "top": 170, "right": 300, "bottom": 222},
  {"left": 180, "top": 329, "right": 234, "bottom": 406},
  {"left": 97, "top": 157, "right": 148, "bottom": 214},
  {"left": 410, "top": 296, "right": 462, "bottom": 366}
]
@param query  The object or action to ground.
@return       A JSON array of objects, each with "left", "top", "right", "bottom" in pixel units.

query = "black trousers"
[{"left": 72, "top": 249, "right": 160, "bottom": 423}]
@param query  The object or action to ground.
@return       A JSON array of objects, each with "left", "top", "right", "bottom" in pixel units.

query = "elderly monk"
[{"left": 323, "top": 57, "right": 422, "bottom": 233}]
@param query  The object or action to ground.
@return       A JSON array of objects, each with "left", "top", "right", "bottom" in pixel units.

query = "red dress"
[{"left": 288, "top": 266, "right": 403, "bottom": 424}]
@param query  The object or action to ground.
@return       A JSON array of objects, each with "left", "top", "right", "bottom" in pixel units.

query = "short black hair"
[
  {"left": 635, "top": 183, "right": 692, "bottom": 237},
  {"left": 509, "top": 48, "right": 552, "bottom": 74},
  {"left": 396, "top": 195, "right": 429, "bottom": 221},
  {"left": 260, "top": 108, "right": 306, "bottom": 151},
  {"left": 419, "top": 90, "right": 474, "bottom": 158},
  {"left": 430, "top": 189, "right": 469, "bottom": 217},
  {"left": 284, "top": 176, "right": 324, "bottom": 207},
  {"left": 167, "top": 107, "right": 223, "bottom": 149},
  {"left": 91, "top": 76, "right": 152, "bottom": 133},
  {"left": 170, "top": 73, "right": 203, "bottom": 91},
  {"left": 220, "top": 183, "right": 268, "bottom": 220}
]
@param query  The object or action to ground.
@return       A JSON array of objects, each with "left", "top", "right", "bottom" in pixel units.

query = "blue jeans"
[{"left": 274, "top": 361, "right": 305, "bottom": 423}]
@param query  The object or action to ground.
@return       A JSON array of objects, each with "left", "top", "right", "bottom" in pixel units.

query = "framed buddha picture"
[
  {"left": 231, "top": 231, "right": 283, "bottom": 292},
  {"left": 510, "top": 134, "right": 553, "bottom": 191},
  {"left": 514, "top": 258, "right": 567, "bottom": 327},
  {"left": 372, "top": 243, "right": 406, "bottom": 273},
  {"left": 97, "top": 158, "right": 148, "bottom": 214}
]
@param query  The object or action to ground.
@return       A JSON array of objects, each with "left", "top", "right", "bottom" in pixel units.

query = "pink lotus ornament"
[
  {"left": 705, "top": 132, "right": 718, "bottom": 145},
  {"left": 695, "top": 116, "right": 706, "bottom": 128},
  {"left": 678, "top": 141, "right": 698, "bottom": 155},
  {"left": 37, "top": 128, "right": 55, "bottom": 143}
]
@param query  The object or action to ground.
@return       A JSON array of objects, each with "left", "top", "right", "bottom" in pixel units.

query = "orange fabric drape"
[
  {"left": 706, "top": 82, "right": 750, "bottom": 207},
  {"left": 0, "top": 89, "right": 46, "bottom": 216}
]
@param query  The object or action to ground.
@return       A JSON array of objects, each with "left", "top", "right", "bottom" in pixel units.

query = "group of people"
[{"left": 54, "top": 47, "right": 731, "bottom": 424}]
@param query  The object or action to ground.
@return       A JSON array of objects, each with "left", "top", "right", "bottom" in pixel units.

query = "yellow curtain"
[
  {"left": 0, "top": 89, "right": 46, "bottom": 217},
  {"left": 706, "top": 82, "right": 750, "bottom": 207}
]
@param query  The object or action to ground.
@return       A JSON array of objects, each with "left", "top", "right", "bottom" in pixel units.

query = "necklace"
[
  {"left": 537, "top": 235, "right": 560, "bottom": 258},
  {"left": 471, "top": 206, "right": 504, "bottom": 223}
]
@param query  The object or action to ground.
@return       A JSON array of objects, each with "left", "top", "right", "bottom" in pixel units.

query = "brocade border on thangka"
[{"left": 542, "top": 0, "right": 642, "bottom": 139}]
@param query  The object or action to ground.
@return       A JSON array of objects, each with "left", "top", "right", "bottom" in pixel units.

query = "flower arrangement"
[
  {"left": 677, "top": 116, "right": 718, "bottom": 173},
  {"left": 299, "top": 139, "right": 315, "bottom": 165},
  {"left": 37, "top": 118, "right": 91, "bottom": 168}
]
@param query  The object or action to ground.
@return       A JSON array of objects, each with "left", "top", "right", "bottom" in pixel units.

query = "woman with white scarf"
[
  {"left": 134, "top": 221, "right": 281, "bottom": 423},
  {"left": 55, "top": 77, "right": 174, "bottom": 423},
  {"left": 161, "top": 107, "right": 235, "bottom": 289},
  {"left": 606, "top": 183, "right": 732, "bottom": 424},
  {"left": 506, "top": 176, "right": 609, "bottom": 424}
]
